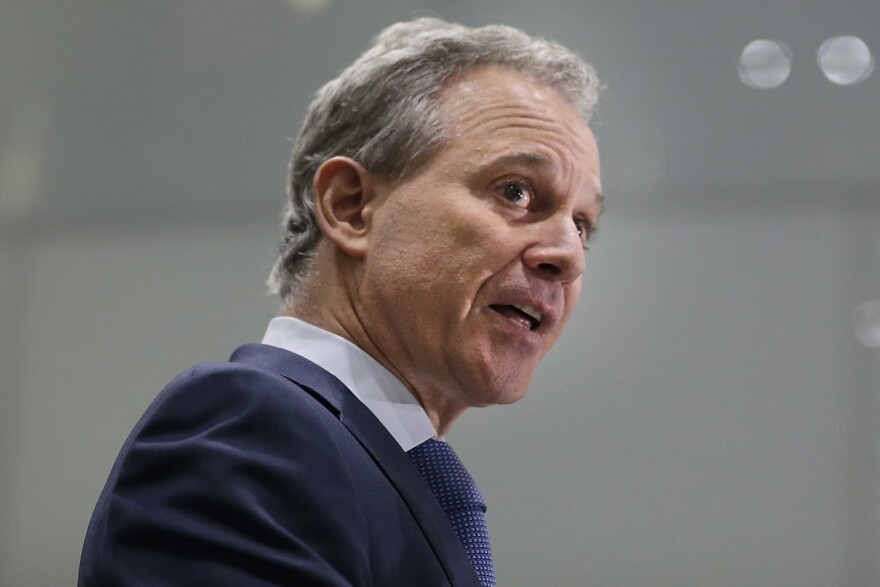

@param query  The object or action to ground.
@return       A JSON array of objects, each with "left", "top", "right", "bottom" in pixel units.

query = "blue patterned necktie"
[{"left": 407, "top": 439, "right": 496, "bottom": 587}]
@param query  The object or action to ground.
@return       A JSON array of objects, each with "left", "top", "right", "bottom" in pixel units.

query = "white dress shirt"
[{"left": 261, "top": 316, "right": 436, "bottom": 451}]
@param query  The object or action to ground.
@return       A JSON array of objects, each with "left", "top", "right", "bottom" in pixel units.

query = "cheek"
[
  {"left": 366, "top": 186, "right": 519, "bottom": 334},
  {"left": 387, "top": 203, "right": 505, "bottom": 279},
  {"left": 440, "top": 201, "right": 515, "bottom": 270},
  {"left": 559, "top": 281, "right": 583, "bottom": 326}
]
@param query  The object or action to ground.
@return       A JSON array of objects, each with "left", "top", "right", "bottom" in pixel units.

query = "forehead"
[{"left": 434, "top": 66, "right": 602, "bottom": 200}]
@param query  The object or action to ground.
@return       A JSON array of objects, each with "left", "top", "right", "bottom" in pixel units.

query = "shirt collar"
[{"left": 260, "top": 316, "right": 436, "bottom": 451}]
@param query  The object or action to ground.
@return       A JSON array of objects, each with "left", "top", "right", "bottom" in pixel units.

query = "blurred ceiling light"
[
  {"left": 738, "top": 39, "right": 792, "bottom": 89},
  {"left": 283, "top": 0, "right": 332, "bottom": 15},
  {"left": 0, "top": 102, "right": 48, "bottom": 227},
  {"left": 817, "top": 35, "right": 873, "bottom": 86},
  {"left": 853, "top": 300, "right": 880, "bottom": 348}
]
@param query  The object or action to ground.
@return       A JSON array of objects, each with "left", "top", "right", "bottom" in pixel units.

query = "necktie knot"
[{"left": 408, "top": 439, "right": 496, "bottom": 587}]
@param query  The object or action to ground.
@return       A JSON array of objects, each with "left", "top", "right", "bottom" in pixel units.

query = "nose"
[{"left": 522, "top": 217, "right": 586, "bottom": 283}]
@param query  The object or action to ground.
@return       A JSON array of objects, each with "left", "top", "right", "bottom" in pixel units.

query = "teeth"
[{"left": 512, "top": 304, "right": 542, "bottom": 323}]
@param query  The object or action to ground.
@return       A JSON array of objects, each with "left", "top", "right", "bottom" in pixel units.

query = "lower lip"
[{"left": 487, "top": 307, "right": 543, "bottom": 346}]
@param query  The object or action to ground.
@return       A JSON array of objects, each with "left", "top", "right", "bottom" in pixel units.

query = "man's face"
[{"left": 356, "top": 66, "right": 603, "bottom": 412}]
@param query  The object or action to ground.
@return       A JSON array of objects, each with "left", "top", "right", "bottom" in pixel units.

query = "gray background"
[{"left": 2, "top": 1, "right": 879, "bottom": 585}]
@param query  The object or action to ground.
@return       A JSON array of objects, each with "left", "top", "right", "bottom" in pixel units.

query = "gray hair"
[{"left": 267, "top": 17, "right": 600, "bottom": 300}]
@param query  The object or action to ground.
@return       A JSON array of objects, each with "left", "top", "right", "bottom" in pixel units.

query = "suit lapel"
[{"left": 230, "top": 344, "right": 481, "bottom": 587}]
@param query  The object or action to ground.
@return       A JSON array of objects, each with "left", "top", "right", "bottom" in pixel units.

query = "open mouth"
[{"left": 489, "top": 304, "right": 542, "bottom": 331}]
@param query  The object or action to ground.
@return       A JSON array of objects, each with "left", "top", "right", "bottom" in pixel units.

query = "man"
[{"left": 79, "top": 17, "right": 603, "bottom": 587}]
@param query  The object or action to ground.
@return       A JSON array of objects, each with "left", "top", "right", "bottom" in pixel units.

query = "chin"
[
  {"left": 457, "top": 345, "right": 538, "bottom": 406},
  {"left": 487, "top": 391, "right": 529, "bottom": 406},
  {"left": 466, "top": 373, "right": 532, "bottom": 407}
]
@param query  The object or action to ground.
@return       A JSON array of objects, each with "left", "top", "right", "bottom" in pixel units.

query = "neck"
[{"left": 283, "top": 252, "right": 467, "bottom": 436}]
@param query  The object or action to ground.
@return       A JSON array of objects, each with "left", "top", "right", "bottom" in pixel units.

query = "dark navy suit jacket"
[{"left": 79, "top": 344, "right": 481, "bottom": 586}]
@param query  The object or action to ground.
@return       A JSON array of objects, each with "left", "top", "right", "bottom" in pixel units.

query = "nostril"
[{"left": 537, "top": 262, "right": 561, "bottom": 275}]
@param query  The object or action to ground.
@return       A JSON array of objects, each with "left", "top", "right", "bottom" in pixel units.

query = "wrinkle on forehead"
[
  {"left": 436, "top": 67, "right": 602, "bottom": 203},
  {"left": 439, "top": 66, "right": 586, "bottom": 127}
]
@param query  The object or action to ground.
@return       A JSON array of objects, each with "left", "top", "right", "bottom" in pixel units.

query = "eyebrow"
[
  {"left": 486, "top": 153, "right": 603, "bottom": 197},
  {"left": 588, "top": 193, "right": 606, "bottom": 229},
  {"left": 594, "top": 192, "right": 606, "bottom": 217},
  {"left": 484, "top": 150, "right": 605, "bottom": 219},
  {"left": 484, "top": 151, "right": 552, "bottom": 171},
  {"left": 587, "top": 203, "right": 605, "bottom": 232}
]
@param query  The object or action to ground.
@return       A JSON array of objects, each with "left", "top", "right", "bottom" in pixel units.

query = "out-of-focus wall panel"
[
  {"left": 0, "top": 243, "right": 22, "bottom": 581},
  {"left": 1, "top": 225, "right": 277, "bottom": 587},
  {"left": 458, "top": 206, "right": 853, "bottom": 586}
]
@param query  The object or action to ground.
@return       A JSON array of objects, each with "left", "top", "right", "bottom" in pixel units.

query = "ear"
[{"left": 312, "top": 156, "right": 377, "bottom": 258}]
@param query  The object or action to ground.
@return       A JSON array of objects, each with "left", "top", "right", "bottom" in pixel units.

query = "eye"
[
  {"left": 574, "top": 219, "right": 595, "bottom": 250},
  {"left": 499, "top": 180, "right": 532, "bottom": 208}
]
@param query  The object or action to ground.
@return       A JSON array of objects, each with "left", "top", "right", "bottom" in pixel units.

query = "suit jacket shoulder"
[{"left": 79, "top": 345, "right": 479, "bottom": 587}]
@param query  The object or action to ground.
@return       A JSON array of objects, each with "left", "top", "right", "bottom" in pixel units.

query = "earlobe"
[{"left": 312, "top": 157, "right": 376, "bottom": 258}]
